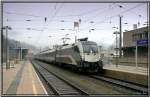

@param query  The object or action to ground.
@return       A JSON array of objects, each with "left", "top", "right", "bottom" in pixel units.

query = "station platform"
[
  {"left": 2, "top": 60, "right": 48, "bottom": 95},
  {"left": 102, "top": 64, "right": 148, "bottom": 86},
  {"left": 103, "top": 64, "right": 148, "bottom": 75}
]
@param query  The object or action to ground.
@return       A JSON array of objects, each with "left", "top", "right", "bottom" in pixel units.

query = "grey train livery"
[{"left": 34, "top": 38, "right": 103, "bottom": 73}]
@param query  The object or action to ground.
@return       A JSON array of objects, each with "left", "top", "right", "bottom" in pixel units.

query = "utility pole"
[
  {"left": 113, "top": 31, "right": 120, "bottom": 67},
  {"left": 1, "top": 28, "right": 4, "bottom": 68},
  {"left": 15, "top": 41, "right": 18, "bottom": 63},
  {"left": 48, "top": 36, "right": 52, "bottom": 49},
  {"left": 6, "top": 26, "right": 9, "bottom": 69},
  {"left": 119, "top": 15, "right": 122, "bottom": 58},
  {"left": 2, "top": 26, "right": 12, "bottom": 70},
  {"left": 20, "top": 47, "right": 22, "bottom": 60},
  {"left": 135, "top": 45, "right": 138, "bottom": 69},
  {"left": 18, "top": 41, "right": 22, "bottom": 61},
  {"left": 116, "top": 32, "right": 118, "bottom": 67}
]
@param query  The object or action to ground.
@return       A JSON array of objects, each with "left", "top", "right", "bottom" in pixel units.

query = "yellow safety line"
[{"left": 29, "top": 64, "right": 37, "bottom": 95}]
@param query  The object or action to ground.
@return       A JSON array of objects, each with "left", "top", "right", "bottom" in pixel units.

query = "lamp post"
[
  {"left": 2, "top": 26, "right": 12, "bottom": 69},
  {"left": 15, "top": 41, "right": 18, "bottom": 63},
  {"left": 135, "top": 44, "right": 138, "bottom": 69},
  {"left": 18, "top": 41, "right": 22, "bottom": 61},
  {"left": 119, "top": 15, "right": 123, "bottom": 58},
  {"left": 116, "top": 4, "right": 123, "bottom": 58}
]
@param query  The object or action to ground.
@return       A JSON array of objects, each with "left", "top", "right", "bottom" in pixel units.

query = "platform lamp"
[
  {"left": 15, "top": 41, "right": 18, "bottom": 64},
  {"left": 2, "top": 26, "right": 12, "bottom": 70}
]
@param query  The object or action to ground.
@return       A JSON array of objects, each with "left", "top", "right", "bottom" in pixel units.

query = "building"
[
  {"left": 9, "top": 47, "right": 29, "bottom": 61},
  {"left": 121, "top": 26, "right": 148, "bottom": 67}
]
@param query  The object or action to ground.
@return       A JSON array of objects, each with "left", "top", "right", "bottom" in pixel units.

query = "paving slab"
[{"left": 2, "top": 60, "right": 48, "bottom": 95}]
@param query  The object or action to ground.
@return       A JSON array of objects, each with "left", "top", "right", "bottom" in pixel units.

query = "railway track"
[
  {"left": 31, "top": 60, "right": 148, "bottom": 95},
  {"left": 31, "top": 61, "right": 89, "bottom": 95},
  {"left": 89, "top": 75, "right": 148, "bottom": 94}
]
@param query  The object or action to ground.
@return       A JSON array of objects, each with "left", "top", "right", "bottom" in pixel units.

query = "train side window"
[{"left": 74, "top": 46, "right": 79, "bottom": 52}]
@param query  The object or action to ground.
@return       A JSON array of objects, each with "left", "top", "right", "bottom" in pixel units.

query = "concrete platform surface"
[
  {"left": 102, "top": 64, "right": 148, "bottom": 86},
  {"left": 2, "top": 60, "right": 48, "bottom": 95},
  {"left": 103, "top": 64, "right": 148, "bottom": 75}
]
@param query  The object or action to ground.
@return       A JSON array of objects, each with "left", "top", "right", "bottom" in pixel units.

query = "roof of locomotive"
[
  {"left": 38, "top": 43, "right": 75, "bottom": 55},
  {"left": 60, "top": 40, "right": 97, "bottom": 50},
  {"left": 80, "top": 40, "right": 97, "bottom": 45},
  {"left": 37, "top": 40, "right": 97, "bottom": 55},
  {"left": 59, "top": 43, "right": 77, "bottom": 50},
  {"left": 39, "top": 49, "right": 55, "bottom": 55}
]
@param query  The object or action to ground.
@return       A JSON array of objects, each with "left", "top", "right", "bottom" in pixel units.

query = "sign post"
[
  {"left": 113, "top": 31, "right": 120, "bottom": 67},
  {"left": 136, "top": 39, "right": 148, "bottom": 69},
  {"left": 135, "top": 45, "right": 138, "bottom": 69}
]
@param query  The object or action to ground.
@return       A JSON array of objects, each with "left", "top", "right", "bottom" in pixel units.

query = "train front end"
[{"left": 79, "top": 41, "right": 103, "bottom": 72}]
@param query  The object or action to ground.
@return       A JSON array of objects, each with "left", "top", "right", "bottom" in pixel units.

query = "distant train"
[{"left": 34, "top": 38, "right": 103, "bottom": 73}]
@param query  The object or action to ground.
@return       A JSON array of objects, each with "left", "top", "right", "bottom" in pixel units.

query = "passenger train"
[{"left": 34, "top": 38, "right": 103, "bottom": 73}]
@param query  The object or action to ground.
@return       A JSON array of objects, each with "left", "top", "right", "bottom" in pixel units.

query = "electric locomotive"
[{"left": 34, "top": 38, "right": 103, "bottom": 72}]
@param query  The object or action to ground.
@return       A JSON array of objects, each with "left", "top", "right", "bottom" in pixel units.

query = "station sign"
[{"left": 136, "top": 39, "right": 149, "bottom": 46}]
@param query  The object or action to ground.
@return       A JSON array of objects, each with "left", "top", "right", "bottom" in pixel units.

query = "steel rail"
[
  {"left": 31, "top": 61, "right": 59, "bottom": 95},
  {"left": 89, "top": 75, "right": 148, "bottom": 94},
  {"left": 31, "top": 60, "right": 89, "bottom": 95}
]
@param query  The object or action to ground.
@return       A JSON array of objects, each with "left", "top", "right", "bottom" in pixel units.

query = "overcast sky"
[{"left": 3, "top": 3, "right": 147, "bottom": 49}]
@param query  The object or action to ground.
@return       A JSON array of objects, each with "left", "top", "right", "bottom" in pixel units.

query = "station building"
[
  {"left": 9, "top": 47, "right": 29, "bottom": 61},
  {"left": 121, "top": 26, "right": 148, "bottom": 67}
]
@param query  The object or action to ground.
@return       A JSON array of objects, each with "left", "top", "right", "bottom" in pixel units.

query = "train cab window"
[
  {"left": 82, "top": 44, "right": 98, "bottom": 53},
  {"left": 74, "top": 46, "right": 79, "bottom": 52}
]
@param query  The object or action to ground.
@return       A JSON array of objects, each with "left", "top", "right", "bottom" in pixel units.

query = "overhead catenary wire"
[
  {"left": 4, "top": 3, "right": 147, "bottom": 49},
  {"left": 53, "top": 4, "right": 116, "bottom": 25},
  {"left": 5, "top": 11, "right": 44, "bottom": 18},
  {"left": 47, "top": 5, "right": 106, "bottom": 18},
  {"left": 114, "top": 3, "right": 147, "bottom": 27},
  {"left": 113, "top": 3, "right": 146, "bottom": 20},
  {"left": 82, "top": 3, "right": 145, "bottom": 30},
  {"left": 78, "top": 5, "right": 110, "bottom": 16},
  {"left": 82, "top": 4, "right": 116, "bottom": 23},
  {"left": 4, "top": 4, "right": 63, "bottom": 23},
  {"left": 35, "top": 3, "right": 64, "bottom": 49},
  {"left": 20, "top": 3, "right": 146, "bottom": 47},
  {"left": 33, "top": 3, "right": 60, "bottom": 47},
  {"left": 47, "top": 3, "right": 64, "bottom": 24},
  {"left": 54, "top": 4, "right": 113, "bottom": 18}
]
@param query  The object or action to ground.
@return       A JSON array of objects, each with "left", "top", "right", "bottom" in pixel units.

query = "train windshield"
[{"left": 82, "top": 42, "right": 98, "bottom": 53}]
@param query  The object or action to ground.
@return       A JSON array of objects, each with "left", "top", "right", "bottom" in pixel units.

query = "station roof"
[{"left": 123, "top": 26, "right": 148, "bottom": 33}]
